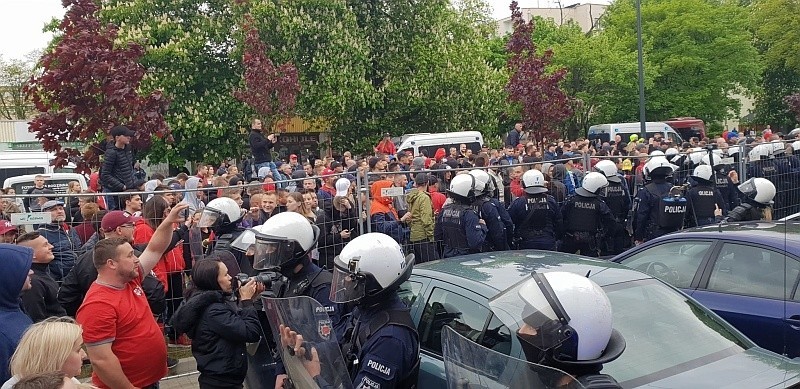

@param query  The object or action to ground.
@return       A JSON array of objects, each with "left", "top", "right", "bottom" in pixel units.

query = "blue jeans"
[
  {"left": 103, "top": 187, "right": 120, "bottom": 211},
  {"left": 254, "top": 162, "right": 282, "bottom": 183}
]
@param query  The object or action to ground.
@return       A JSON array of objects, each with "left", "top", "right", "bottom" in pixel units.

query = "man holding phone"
[{"left": 249, "top": 118, "right": 282, "bottom": 180}]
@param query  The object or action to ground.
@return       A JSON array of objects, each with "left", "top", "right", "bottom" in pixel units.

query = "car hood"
[{"left": 635, "top": 348, "right": 800, "bottom": 388}]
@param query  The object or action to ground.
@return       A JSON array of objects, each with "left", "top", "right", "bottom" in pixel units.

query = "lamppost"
[{"left": 636, "top": 0, "right": 647, "bottom": 141}]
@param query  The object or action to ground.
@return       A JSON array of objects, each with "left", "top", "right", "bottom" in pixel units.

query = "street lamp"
[{"left": 637, "top": 0, "right": 647, "bottom": 141}]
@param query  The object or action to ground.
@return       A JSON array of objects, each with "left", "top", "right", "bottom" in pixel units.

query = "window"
[
  {"left": 418, "top": 288, "right": 491, "bottom": 354},
  {"left": 620, "top": 241, "right": 712, "bottom": 288},
  {"left": 398, "top": 281, "right": 424, "bottom": 309},
  {"left": 707, "top": 243, "right": 796, "bottom": 300},
  {"left": 479, "top": 314, "right": 512, "bottom": 355}
]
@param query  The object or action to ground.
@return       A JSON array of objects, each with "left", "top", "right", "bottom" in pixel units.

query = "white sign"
[
  {"left": 11, "top": 212, "right": 52, "bottom": 225},
  {"left": 380, "top": 187, "right": 406, "bottom": 197}
]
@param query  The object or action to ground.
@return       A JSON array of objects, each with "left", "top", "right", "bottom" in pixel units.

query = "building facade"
[{"left": 496, "top": 3, "right": 608, "bottom": 35}]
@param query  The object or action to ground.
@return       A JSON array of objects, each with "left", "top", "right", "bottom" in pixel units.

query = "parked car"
[
  {"left": 404, "top": 250, "right": 800, "bottom": 388},
  {"left": 611, "top": 222, "right": 800, "bottom": 358}
]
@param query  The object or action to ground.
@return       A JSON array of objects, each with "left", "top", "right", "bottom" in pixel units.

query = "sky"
[{"left": 1, "top": 0, "right": 602, "bottom": 61}]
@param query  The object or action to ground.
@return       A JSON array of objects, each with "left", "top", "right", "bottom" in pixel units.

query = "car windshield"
[{"left": 601, "top": 278, "right": 748, "bottom": 387}]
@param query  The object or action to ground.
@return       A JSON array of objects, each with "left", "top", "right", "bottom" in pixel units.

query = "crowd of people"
[{"left": 0, "top": 119, "right": 798, "bottom": 388}]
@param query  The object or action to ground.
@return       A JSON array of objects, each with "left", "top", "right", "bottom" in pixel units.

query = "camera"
[{"left": 236, "top": 271, "right": 281, "bottom": 290}]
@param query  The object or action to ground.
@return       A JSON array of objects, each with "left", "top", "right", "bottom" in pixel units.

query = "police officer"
[
  {"left": 685, "top": 165, "right": 726, "bottom": 227},
  {"left": 198, "top": 197, "right": 252, "bottom": 275},
  {"left": 469, "top": 169, "right": 513, "bottom": 250},
  {"left": 768, "top": 141, "right": 792, "bottom": 219},
  {"left": 594, "top": 160, "right": 631, "bottom": 255},
  {"left": 434, "top": 174, "right": 487, "bottom": 258},
  {"left": 666, "top": 147, "right": 689, "bottom": 185},
  {"left": 488, "top": 272, "right": 625, "bottom": 387},
  {"left": 245, "top": 212, "right": 347, "bottom": 388},
  {"left": 702, "top": 153, "right": 737, "bottom": 213},
  {"left": 788, "top": 141, "right": 800, "bottom": 216},
  {"left": 725, "top": 178, "right": 776, "bottom": 222},
  {"left": 634, "top": 158, "right": 686, "bottom": 244},
  {"left": 746, "top": 143, "right": 785, "bottom": 217},
  {"left": 331, "top": 233, "right": 420, "bottom": 388},
  {"left": 560, "top": 172, "right": 615, "bottom": 257},
  {"left": 508, "top": 169, "right": 562, "bottom": 250}
]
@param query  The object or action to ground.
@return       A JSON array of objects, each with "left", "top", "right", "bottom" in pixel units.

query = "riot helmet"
[
  {"left": 688, "top": 148, "right": 705, "bottom": 165},
  {"left": 691, "top": 165, "right": 714, "bottom": 183},
  {"left": 251, "top": 212, "right": 319, "bottom": 272},
  {"left": 737, "top": 177, "right": 776, "bottom": 206},
  {"left": 330, "top": 232, "right": 414, "bottom": 306},
  {"left": 521, "top": 169, "right": 548, "bottom": 194},
  {"left": 643, "top": 158, "right": 675, "bottom": 179},
  {"left": 664, "top": 148, "right": 680, "bottom": 162},
  {"left": 490, "top": 272, "right": 624, "bottom": 366},
  {"left": 575, "top": 172, "right": 608, "bottom": 198},
  {"left": 748, "top": 143, "right": 772, "bottom": 161},
  {"left": 447, "top": 173, "right": 478, "bottom": 203},
  {"left": 593, "top": 160, "right": 621, "bottom": 183},
  {"left": 792, "top": 141, "right": 800, "bottom": 155},
  {"left": 468, "top": 169, "right": 491, "bottom": 196},
  {"left": 770, "top": 140, "right": 786, "bottom": 156},
  {"left": 700, "top": 153, "right": 721, "bottom": 167},
  {"left": 197, "top": 197, "right": 243, "bottom": 229},
  {"left": 648, "top": 150, "right": 665, "bottom": 158}
]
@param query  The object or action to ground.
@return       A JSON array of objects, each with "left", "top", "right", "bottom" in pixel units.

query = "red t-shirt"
[{"left": 77, "top": 272, "right": 167, "bottom": 389}]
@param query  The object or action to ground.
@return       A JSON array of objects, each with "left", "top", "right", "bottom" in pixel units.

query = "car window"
[
  {"left": 479, "top": 314, "right": 512, "bottom": 356},
  {"left": 707, "top": 243, "right": 796, "bottom": 300},
  {"left": 398, "top": 280, "right": 424, "bottom": 308},
  {"left": 619, "top": 241, "right": 712, "bottom": 288},
  {"left": 603, "top": 279, "right": 747, "bottom": 387},
  {"left": 418, "top": 287, "right": 491, "bottom": 354}
]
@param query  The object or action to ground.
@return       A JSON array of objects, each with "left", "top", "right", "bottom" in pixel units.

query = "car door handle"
[{"left": 785, "top": 315, "right": 800, "bottom": 328}]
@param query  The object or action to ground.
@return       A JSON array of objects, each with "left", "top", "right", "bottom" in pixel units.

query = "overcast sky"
[{"left": 0, "top": 0, "right": 602, "bottom": 61}]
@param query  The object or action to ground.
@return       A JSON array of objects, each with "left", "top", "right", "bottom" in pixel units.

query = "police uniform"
[
  {"left": 560, "top": 194, "right": 614, "bottom": 257},
  {"left": 634, "top": 179, "right": 686, "bottom": 243},
  {"left": 342, "top": 295, "right": 420, "bottom": 389},
  {"left": 788, "top": 152, "right": 800, "bottom": 216},
  {"left": 508, "top": 192, "right": 562, "bottom": 250},
  {"left": 601, "top": 176, "right": 631, "bottom": 255},
  {"left": 434, "top": 202, "right": 488, "bottom": 258},
  {"left": 685, "top": 182, "right": 725, "bottom": 227},
  {"left": 712, "top": 169, "right": 736, "bottom": 213},
  {"left": 747, "top": 159, "right": 786, "bottom": 218},
  {"left": 472, "top": 196, "right": 510, "bottom": 252},
  {"left": 725, "top": 200, "right": 766, "bottom": 222}
]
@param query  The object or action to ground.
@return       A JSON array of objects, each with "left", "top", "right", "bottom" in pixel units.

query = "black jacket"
[
  {"left": 58, "top": 245, "right": 166, "bottom": 316},
  {"left": 21, "top": 263, "right": 67, "bottom": 322},
  {"left": 249, "top": 129, "right": 275, "bottom": 164},
  {"left": 100, "top": 143, "right": 135, "bottom": 191},
  {"left": 171, "top": 290, "right": 261, "bottom": 386}
]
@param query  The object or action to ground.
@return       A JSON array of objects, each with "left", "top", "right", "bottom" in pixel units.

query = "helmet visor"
[
  {"left": 330, "top": 258, "right": 367, "bottom": 304},
  {"left": 197, "top": 208, "right": 222, "bottom": 228},
  {"left": 737, "top": 178, "right": 757, "bottom": 198},
  {"left": 229, "top": 228, "right": 257, "bottom": 255},
  {"left": 489, "top": 273, "right": 571, "bottom": 353},
  {"left": 252, "top": 233, "right": 302, "bottom": 270}
]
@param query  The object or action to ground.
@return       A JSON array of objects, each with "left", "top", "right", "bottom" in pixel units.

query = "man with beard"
[
  {"left": 17, "top": 232, "right": 66, "bottom": 322},
  {"left": 76, "top": 203, "right": 188, "bottom": 389}
]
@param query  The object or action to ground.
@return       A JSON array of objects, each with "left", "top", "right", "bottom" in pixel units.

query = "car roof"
[
  {"left": 647, "top": 221, "right": 800, "bottom": 255},
  {"left": 414, "top": 250, "right": 650, "bottom": 295}
]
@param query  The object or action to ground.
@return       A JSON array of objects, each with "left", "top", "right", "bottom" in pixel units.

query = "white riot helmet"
[
  {"left": 664, "top": 148, "right": 680, "bottom": 163},
  {"left": 688, "top": 148, "right": 705, "bottom": 165},
  {"left": 251, "top": 212, "right": 319, "bottom": 271},
  {"left": 770, "top": 140, "right": 786, "bottom": 156},
  {"left": 330, "top": 232, "right": 414, "bottom": 305},
  {"left": 700, "top": 153, "right": 721, "bottom": 167},
  {"left": 522, "top": 169, "right": 548, "bottom": 194},
  {"left": 792, "top": 141, "right": 800, "bottom": 155},
  {"left": 738, "top": 177, "right": 776, "bottom": 206},
  {"left": 691, "top": 165, "right": 714, "bottom": 183},
  {"left": 447, "top": 173, "right": 478, "bottom": 202},
  {"left": 197, "top": 197, "right": 243, "bottom": 229},
  {"left": 490, "top": 272, "right": 623, "bottom": 364},
  {"left": 649, "top": 150, "right": 665, "bottom": 158},
  {"left": 643, "top": 158, "right": 675, "bottom": 179},
  {"left": 575, "top": 172, "right": 608, "bottom": 197},
  {"left": 748, "top": 143, "right": 772, "bottom": 161},
  {"left": 727, "top": 145, "right": 741, "bottom": 157},
  {"left": 593, "top": 160, "right": 621, "bottom": 183},
  {"left": 468, "top": 169, "right": 491, "bottom": 196}
]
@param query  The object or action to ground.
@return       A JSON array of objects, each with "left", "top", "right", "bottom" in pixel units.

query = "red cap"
[
  {"left": 0, "top": 220, "right": 17, "bottom": 235},
  {"left": 434, "top": 148, "right": 446, "bottom": 161},
  {"left": 290, "top": 154, "right": 298, "bottom": 159},
  {"left": 101, "top": 211, "right": 141, "bottom": 233},
  {"left": 321, "top": 168, "right": 335, "bottom": 177}
]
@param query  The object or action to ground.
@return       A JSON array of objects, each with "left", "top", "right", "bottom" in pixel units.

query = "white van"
[
  {"left": 3, "top": 173, "right": 87, "bottom": 197},
  {"left": 396, "top": 131, "right": 484, "bottom": 157},
  {"left": 0, "top": 151, "right": 76, "bottom": 185},
  {"left": 587, "top": 122, "right": 684, "bottom": 144}
]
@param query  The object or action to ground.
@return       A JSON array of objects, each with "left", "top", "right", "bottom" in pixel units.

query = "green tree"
[
  {"left": 0, "top": 53, "right": 38, "bottom": 120},
  {"left": 602, "top": 0, "right": 760, "bottom": 123}
]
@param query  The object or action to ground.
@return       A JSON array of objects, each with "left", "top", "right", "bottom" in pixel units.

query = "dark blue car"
[{"left": 612, "top": 222, "right": 800, "bottom": 357}]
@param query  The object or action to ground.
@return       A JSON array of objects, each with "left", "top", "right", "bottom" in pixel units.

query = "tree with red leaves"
[
  {"left": 233, "top": 14, "right": 300, "bottom": 131},
  {"left": 24, "top": 0, "right": 170, "bottom": 173},
  {"left": 505, "top": 1, "right": 572, "bottom": 143},
  {"left": 786, "top": 94, "right": 800, "bottom": 123}
]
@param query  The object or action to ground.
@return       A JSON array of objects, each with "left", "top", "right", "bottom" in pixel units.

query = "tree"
[
  {"left": 0, "top": 53, "right": 38, "bottom": 120},
  {"left": 25, "top": 0, "right": 170, "bottom": 173},
  {"left": 232, "top": 15, "right": 300, "bottom": 129},
  {"left": 505, "top": 1, "right": 572, "bottom": 143},
  {"left": 786, "top": 94, "right": 800, "bottom": 123},
  {"left": 602, "top": 0, "right": 760, "bottom": 123},
  {"left": 751, "top": 0, "right": 800, "bottom": 73}
]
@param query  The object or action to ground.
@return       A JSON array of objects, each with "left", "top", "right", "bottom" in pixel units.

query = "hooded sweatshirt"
[
  {"left": 406, "top": 187, "right": 434, "bottom": 242},
  {"left": 370, "top": 180, "right": 408, "bottom": 244},
  {"left": 180, "top": 177, "right": 205, "bottom": 214},
  {"left": 0, "top": 244, "right": 33, "bottom": 383}
]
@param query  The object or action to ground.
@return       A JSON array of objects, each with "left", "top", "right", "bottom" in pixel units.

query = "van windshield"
[{"left": 0, "top": 168, "right": 46, "bottom": 186}]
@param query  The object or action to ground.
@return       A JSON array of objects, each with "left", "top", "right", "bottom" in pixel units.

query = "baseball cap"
[
  {"left": 321, "top": 168, "right": 335, "bottom": 177},
  {"left": 41, "top": 200, "right": 65, "bottom": 211},
  {"left": 0, "top": 220, "right": 17, "bottom": 235},
  {"left": 110, "top": 125, "right": 135, "bottom": 137},
  {"left": 330, "top": 161, "right": 342, "bottom": 170},
  {"left": 290, "top": 154, "right": 298, "bottom": 160},
  {"left": 101, "top": 211, "right": 141, "bottom": 233},
  {"left": 335, "top": 178, "right": 351, "bottom": 197}
]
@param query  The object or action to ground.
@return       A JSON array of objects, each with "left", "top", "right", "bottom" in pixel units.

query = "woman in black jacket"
[{"left": 172, "top": 255, "right": 263, "bottom": 389}]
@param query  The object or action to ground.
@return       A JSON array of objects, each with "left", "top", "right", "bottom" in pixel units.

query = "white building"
[{"left": 496, "top": 3, "right": 608, "bottom": 35}]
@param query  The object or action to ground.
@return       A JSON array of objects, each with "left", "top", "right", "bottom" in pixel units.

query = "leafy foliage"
[
  {"left": 751, "top": 0, "right": 800, "bottom": 73},
  {"left": 786, "top": 94, "right": 800, "bottom": 123},
  {"left": 505, "top": 1, "right": 572, "bottom": 142},
  {"left": 25, "top": 0, "right": 170, "bottom": 173},
  {"left": 0, "top": 53, "right": 38, "bottom": 120}
]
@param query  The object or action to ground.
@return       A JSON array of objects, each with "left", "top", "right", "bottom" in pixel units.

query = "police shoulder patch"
[{"left": 363, "top": 354, "right": 396, "bottom": 380}]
